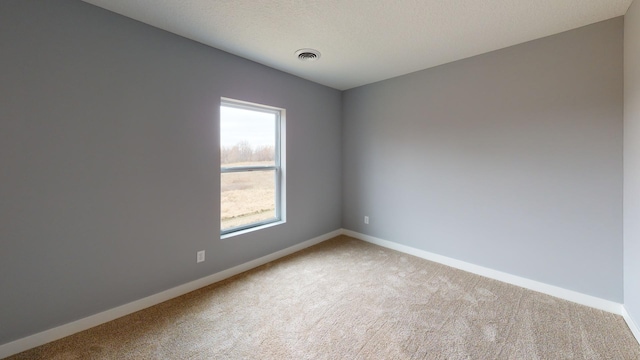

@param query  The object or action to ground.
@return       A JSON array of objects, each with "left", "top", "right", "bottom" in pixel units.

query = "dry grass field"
[{"left": 221, "top": 161, "right": 276, "bottom": 231}]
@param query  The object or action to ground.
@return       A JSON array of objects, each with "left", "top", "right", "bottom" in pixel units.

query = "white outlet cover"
[{"left": 197, "top": 250, "right": 205, "bottom": 263}]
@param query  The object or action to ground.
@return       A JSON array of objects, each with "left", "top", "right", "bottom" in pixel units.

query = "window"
[{"left": 220, "top": 98, "right": 285, "bottom": 236}]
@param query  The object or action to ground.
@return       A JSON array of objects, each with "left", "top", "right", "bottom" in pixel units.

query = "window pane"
[
  {"left": 221, "top": 106, "right": 276, "bottom": 167},
  {"left": 221, "top": 170, "right": 276, "bottom": 231}
]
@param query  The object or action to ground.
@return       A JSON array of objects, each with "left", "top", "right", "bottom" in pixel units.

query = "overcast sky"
[{"left": 220, "top": 106, "right": 276, "bottom": 148}]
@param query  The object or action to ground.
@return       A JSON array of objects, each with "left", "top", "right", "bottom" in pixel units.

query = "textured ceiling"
[{"left": 81, "top": 0, "right": 632, "bottom": 90}]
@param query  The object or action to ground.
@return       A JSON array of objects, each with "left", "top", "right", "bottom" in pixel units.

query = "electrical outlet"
[
  {"left": 197, "top": 250, "right": 205, "bottom": 263},
  {"left": 364, "top": 216, "right": 369, "bottom": 224}
]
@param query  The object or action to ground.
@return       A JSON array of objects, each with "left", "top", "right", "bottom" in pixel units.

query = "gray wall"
[
  {"left": 342, "top": 18, "right": 623, "bottom": 301},
  {"left": 0, "top": 0, "right": 342, "bottom": 344},
  {"left": 625, "top": 0, "right": 640, "bottom": 329}
]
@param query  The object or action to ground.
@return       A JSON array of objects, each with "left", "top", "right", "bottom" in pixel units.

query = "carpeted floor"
[{"left": 7, "top": 235, "right": 640, "bottom": 359}]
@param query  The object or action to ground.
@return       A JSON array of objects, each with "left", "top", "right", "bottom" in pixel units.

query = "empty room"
[{"left": 3, "top": 0, "right": 640, "bottom": 358}]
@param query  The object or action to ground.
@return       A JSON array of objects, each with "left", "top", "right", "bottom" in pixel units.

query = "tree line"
[{"left": 221, "top": 141, "right": 274, "bottom": 164}]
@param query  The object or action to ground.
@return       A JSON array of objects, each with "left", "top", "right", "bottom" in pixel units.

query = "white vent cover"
[{"left": 295, "top": 49, "right": 321, "bottom": 62}]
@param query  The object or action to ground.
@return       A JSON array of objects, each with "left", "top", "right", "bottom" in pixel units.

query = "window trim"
[{"left": 220, "top": 98, "right": 285, "bottom": 237}]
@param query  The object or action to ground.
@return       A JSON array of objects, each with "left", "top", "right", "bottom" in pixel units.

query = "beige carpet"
[{"left": 7, "top": 236, "right": 640, "bottom": 359}]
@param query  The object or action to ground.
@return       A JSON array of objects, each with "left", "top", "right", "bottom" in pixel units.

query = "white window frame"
[{"left": 220, "top": 98, "right": 285, "bottom": 237}]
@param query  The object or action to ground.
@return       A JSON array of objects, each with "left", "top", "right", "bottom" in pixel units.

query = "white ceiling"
[{"left": 82, "top": 0, "right": 632, "bottom": 90}]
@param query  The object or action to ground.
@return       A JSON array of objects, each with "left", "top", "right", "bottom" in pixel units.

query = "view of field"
[
  {"left": 221, "top": 164, "right": 276, "bottom": 231},
  {"left": 221, "top": 141, "right": 277, "bottom": 231}
]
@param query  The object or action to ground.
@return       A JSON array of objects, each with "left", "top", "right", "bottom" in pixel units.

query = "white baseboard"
[
  {"left": 341, "top": 229, "right": 623, "bottom": 315},
  {"left": 622, "top": 306, "right": 640, "bottom": 344},
  {"left": 0, "top": 229, "right": 341, "bottom": 359}
]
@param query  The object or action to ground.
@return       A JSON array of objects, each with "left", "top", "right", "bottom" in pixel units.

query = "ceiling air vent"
[{"left": 295, "top": 49, "right": 321, "bottom": 62}]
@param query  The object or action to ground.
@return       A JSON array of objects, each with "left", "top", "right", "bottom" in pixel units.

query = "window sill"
[{"left": 220, "top": 220, "right": 286, "bottom": 240}]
